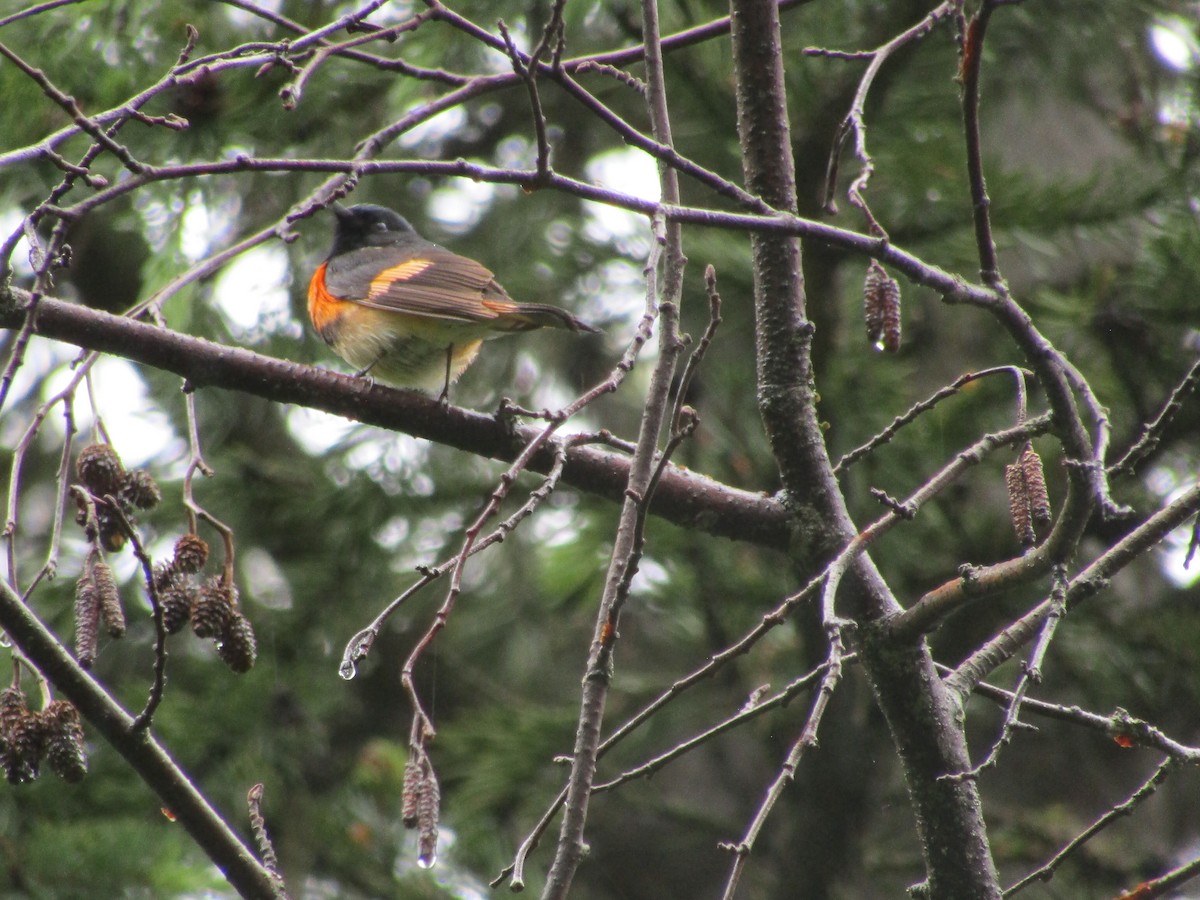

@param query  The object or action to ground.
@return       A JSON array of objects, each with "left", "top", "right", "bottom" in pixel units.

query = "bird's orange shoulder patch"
[
  {"left": 367, "top": 258, "right": 435, "bottom": 299},
  {"left": 307, "top": 261, "right": 347, "bottom": 334}
]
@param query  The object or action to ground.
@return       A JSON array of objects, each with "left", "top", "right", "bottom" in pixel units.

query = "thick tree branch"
[
  {"left": 729, "top": 0, "right": 1001, "bottom": 896},
  {"left": 0, "top": 289, "right": 790, "bottom": 549}
]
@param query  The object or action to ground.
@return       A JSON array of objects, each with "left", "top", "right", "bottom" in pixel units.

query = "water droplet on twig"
[{"left": 339, "top": 628, "right": 377, "bottom": 679}]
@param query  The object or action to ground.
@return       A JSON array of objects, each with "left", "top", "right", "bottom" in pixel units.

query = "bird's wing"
[{"left": 326, "top": 246, "right": 514, "bottom": 324}]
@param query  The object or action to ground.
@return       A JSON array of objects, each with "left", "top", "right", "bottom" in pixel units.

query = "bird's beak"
[{"left": 331, "top": 201, "right": 353, "bottom": 220}]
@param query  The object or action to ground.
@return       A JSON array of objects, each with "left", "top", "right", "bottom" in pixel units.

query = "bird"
[{"left": 307, "top": 203, "right": 597, "bottom": 398}]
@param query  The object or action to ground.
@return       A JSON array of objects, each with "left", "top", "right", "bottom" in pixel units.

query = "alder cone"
[
  {"left": 4, "top": 712, "right": 47, "bottom": 784},
  {"left": 191, "top": 577, "right": 233, "bottom": 639},
  {"left": 172, "top": 534, "right": 209, "bottom": 574},
  {"left": 216, "top": 612, "right": 257, "bottom": 673},
  {"left": 76, "top": 444, "right": 125, "bottom": 497},
  {"left": 44, "top": 701, "right": 87, "bottom": 784},
  {"left": 120, "top": 468, "right": 162, "bottom": 511},
  {"left": 74, "top": 573, "right": 101, "bottom": 668}
]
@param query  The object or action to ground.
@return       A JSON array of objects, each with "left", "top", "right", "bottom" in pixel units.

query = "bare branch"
[
  {"left": 946, "top": 567, "right": 1068, "bottom": 780},
  {"left": 719, "top": 630, "right": 848, "bottom": 900},
  {"left": 1111, "top": 849, "right": 1200, "bottom": 899},
  {"left": 1109, "top": 357, "right": 1200, "bottom": 478},
  {"left": 959, "top": 1, "right": 1003, "bottom": 288}
]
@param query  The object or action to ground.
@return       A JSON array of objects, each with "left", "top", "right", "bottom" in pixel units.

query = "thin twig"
[
  {"left": 5, "top": 370, "right": 96, "bottom": 592},
  {"left": 500, "top": 0, "right": 567, "bottom": 178},
  {"left": 0, "top": 40, "right": 146, "bottom": 174},
  {"left": 25, "top": 396, "right": 77, "bottom": 595},
  {"left": 397, "top": 438, "right": 572, "bottom": 740},
  {"left": 181, "top": 391, "right": 235, "bottom": 583},
  {"left": 341, "top": 437, "right": 575, "bottom": 677},
  {"left": 940, "top": 664, "right": 1200, "bottom": 762},
  {"left": 0, "top": 0, "right": 89, "bottom": 30},
  {"left": 816, "top": 1, "right": 957, "bottom": 233},
  {"left": 959, "top": 2, "right": 1002, "bottom": 287},
  {"left": 719, "top": 629, "right": 848, "bottom": 900},
  {"left": 279, "top": 10, "right": 436, "bottom": 108},
  {"left": 1003, "top": 758, "right": 1174, "bottom": 897},
  {"left": 946, "top": 565, "right": 1068, "bottom": 780},
  {"left": 1112, "top": 849, "right": 1200, "bottom": 899},
  {"left": 1109, "top": 356, "right": 1200, "bottom": 478},
  {"left": 543, "top": 1, "right": 688, "bottom": 887},
  {"left": 1056, "top": 354, "right": 1130, "bottom": 518},
  {"left": 834, "top": 365, "right": 1035, "bottom": 472},
  {"left": 669, "top": 265, "right": 723, "bottom": 437},
  {"left": 0, "top": 298, "right": 41, "bottom": 417},
  {"left": 593, "top": 661, "right": 836, "bottom": 793}
]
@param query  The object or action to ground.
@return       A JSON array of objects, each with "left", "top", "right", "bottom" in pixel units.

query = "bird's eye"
[{"left": 372, "top": 221, "right": 388, "bottom": 232}]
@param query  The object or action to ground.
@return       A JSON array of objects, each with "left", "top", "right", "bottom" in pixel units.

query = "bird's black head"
[{"left": 328, "top": 203, "right": 418, "bottom": 257}]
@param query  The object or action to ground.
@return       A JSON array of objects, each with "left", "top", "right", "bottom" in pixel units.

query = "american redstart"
[{"left": 308, "top": 203, "right": 597, "bottom": 396}]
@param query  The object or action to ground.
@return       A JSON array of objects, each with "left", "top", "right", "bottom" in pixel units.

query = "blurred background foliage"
[{"left": 2, "top": 1, "right": 1199, "bottom": 897}]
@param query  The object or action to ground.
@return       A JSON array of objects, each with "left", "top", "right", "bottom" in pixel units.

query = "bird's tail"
[{"left": 484, "top": 300, "right": 598, "bottom": 333}]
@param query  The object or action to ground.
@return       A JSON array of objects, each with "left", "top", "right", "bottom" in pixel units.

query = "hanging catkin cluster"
[
  {"left": 71, "top": 443, "right": 257, "bottom": 674},
  {"left": 402, "top": 746, "right": 440, "bottom": 868},
  {"left": 74, "top": 548, "right": 124, "bottom": 668},
  {"left": 863, "top": 259, "right": 902, "bottom": 353},
  {"left": 1004, "top": 442, "right": 1052, "bottom": 546},
  {"left": 72, "top": 443, "right": 158, "bottom": 668}
]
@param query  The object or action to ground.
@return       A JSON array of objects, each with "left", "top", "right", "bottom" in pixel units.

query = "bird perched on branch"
[{"left": 308, "top": 203, "right": 597, "bottom": 398}]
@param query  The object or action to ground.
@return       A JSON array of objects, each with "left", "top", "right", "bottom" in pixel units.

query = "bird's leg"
[
  {"left": 353, "top": 357, "right": 380, "bottom": 385},
  {"left": 437, "top": 345, "right": 454, "bottom": 405}
]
